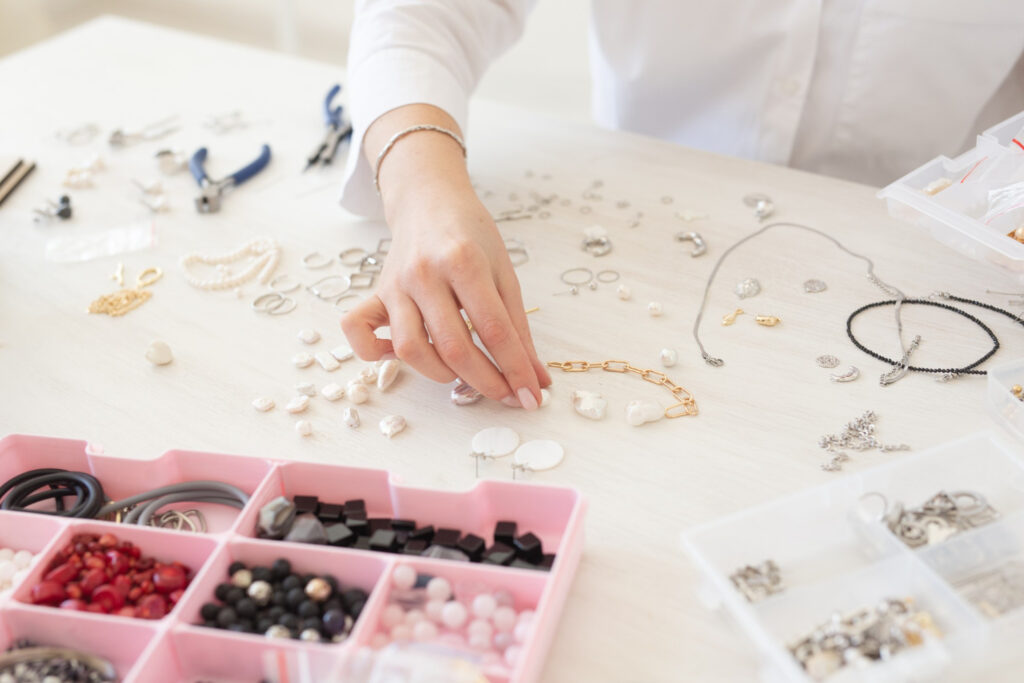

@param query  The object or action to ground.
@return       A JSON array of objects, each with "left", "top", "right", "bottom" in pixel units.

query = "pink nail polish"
[
  {"left": 500, "top": 395, "right": 522, "bottom": 408},
  {"left": 517, "top": 387, "right": 538, "bottom": 411}
]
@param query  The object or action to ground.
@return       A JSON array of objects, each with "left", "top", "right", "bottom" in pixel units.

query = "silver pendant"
[
  {"left": 734, "top": 278, "right": 761, "bottom": 299},
  {"left": 803, "top": 279, "right": 827, "bottom": 293}
]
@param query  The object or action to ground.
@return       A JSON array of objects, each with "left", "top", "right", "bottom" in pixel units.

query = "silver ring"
[
  {"left": 302, "top": 251, "right": 332, "bottom": 269},
  {"left": 359, "top": 255, "right": 384, "bottom": 273},
  {"left": 376, "top": 238, "right": 391, "bottom": 254},
  {"left": 252, "top": 292, "right": 284, "bottom": 311},
  {"left": 349, "top": 272, "right": 375, "bottom": 289},
  {"left": 560, "top": 267, "right": 594, "bottom": 286},
  {"left": 267, "top": 297, "right": 296, "bottom": 315},
  {"left": 308, "top": 274, "right": 351, "bottom": 299},
  {"left": 596, "top": 270, "right": 620, "bottom": 283},
  {"left": 339, "top": 248, "right": 368, "bottom": 266},
  {"left": 269, "top": 274, "right": 301, "bottom": 294}
]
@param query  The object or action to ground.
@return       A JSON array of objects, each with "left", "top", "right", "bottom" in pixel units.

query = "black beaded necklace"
[{"left": 846, "top": 293, "right": 1023, "bottom": 377}]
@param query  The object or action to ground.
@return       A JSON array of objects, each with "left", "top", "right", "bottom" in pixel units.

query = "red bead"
[
  {"left": 111, "top": 575, "right": 132, "bottom": 596},
  {"left": 79, "top": 568, "right": 106, "bottom": 594},
  {"left": 115, "top": 606, "right": 137, "bottom": 618},
  {"left": 59, "top": 598, "right": 88, "bottom": 611},
  {"left": 105, "top": 550, "right": 129, "bottom": 575},
  {"left": 128, "top": 586, "right": 143, "bottom": 602},
  {"left": 168, "top": 588, "right": 185, "bottom": 605},
  {"left": 83, "top": 554, "right": 107, "bottom": 570},
  {"left": 44, "top": 562, "right": 78, "bottom": 584},
  {"left": 91, "top": 584, "right": 125, "bottom": 612},
  {"left": 135, "top": 593, "right": 167, "bottom": 620},
  {"left": 65, "top": 583, "right": 83, "bottom": 600},
  {"left": 31, "top": 580, "right": 67, "bottom": 605},
  {"left": 98, "top": 533, "right": 117, "bottom": 548},
  {"left": 85, "top": 603, "right": 107, "bottom": 614},
  {"left": 152, "top": 565, "right": 187, "bottom": 595}
]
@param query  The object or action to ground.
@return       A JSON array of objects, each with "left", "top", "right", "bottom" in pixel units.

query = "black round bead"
[
  {"left": 322, "top": 608, "right": 347, "bottom": 636},
  {"left": 302, "top": 617, "right": 323, "bottom": 634},
  {"left": 257, "top": 617, "right": 274, "bottom": 633},
  {"left": 236, "top": 598, "right": 258, "bottom": 619},
  {"left": 216, "top": 607, "right": 238, "bottom": 628},
  {"left": 214, "top": 583, "right": 233, "bottom": 602},
  {"left": 225, "top": 587, "right": 246, "bottom": 605},
  {"left": 323, "top": 575, "right": 339, "bottom": 592},
  {"left": 200, "top": 602, "right": 220, "bottom": 621},
  {"left": 271, "top": 558, "right": 291, "bottom": 580},
  {"left": 322, "top": 598, "right": 345, "bottom": 614},
  {"left": 341, "top": 588, "right": 367, "bottom": 610},
  {"left": 228, "top": 622, "right": 253, "bottom": 634},
  {"left": 278, "top": 613, "right": 300, "bottom": 630},
  {"left": 349, "top": 600, "right": 365, "bottom": 619},
  {"left": 302, "top": 573, "right": 317, "bottom": 585},
  {"left": 271, "top": 589, "right": 289, "bottom": 607},
  {"left": 286, "top": 587, "right": 306, "bottom": 609},
  {"left": 267, "top": 606, "right": 286, "bottom": 621},
  {"left": 228, "top": 561, "right": 247, "bottom": 575},
  {"left": 251, "top": 566, "right": 272, "bottom": 583},
  {"left": 297, "top": 600, "right": 320, "bottom": 619},
  {"left": 282, "top": 575, "right": 303, "bottom": 591}
]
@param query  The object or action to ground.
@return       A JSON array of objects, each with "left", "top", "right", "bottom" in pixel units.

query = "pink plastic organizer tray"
[{"left": 0, "top": 434, "right": 587, "bottom": 682}]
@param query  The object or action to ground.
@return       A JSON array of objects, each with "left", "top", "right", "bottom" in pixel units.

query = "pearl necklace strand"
[{"left": 180, "top": 238, "right": 280, "bottom": 290}]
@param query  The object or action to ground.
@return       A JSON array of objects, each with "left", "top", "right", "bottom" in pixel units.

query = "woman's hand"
[{"left": 341, "top": 105, "right": 550, "bottom": 408}]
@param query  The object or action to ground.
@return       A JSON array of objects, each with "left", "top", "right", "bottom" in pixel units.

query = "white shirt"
[{"left": 341, "top": 0, "right": 1024, "bottom": 218}]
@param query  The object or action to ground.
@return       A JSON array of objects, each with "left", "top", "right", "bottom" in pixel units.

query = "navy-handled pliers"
[
  {"left": 190, "top": 143, "right": 272, "bottom": 214},
  {"left": 304, "top": 84, "right": 353, "bottom": 171}
]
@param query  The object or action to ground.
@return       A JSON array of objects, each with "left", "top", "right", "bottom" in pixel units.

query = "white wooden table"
[{"left": 1, "top": 16, "right": 1022, "bottom": 682}]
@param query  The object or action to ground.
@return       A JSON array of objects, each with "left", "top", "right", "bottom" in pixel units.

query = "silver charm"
[
  {"left": 817, "top": 410, "right": 909, "bottom": 472},
  {"left": 743, "top": 193, "right": 774, "bottom": 221},
  {"left": 879, "top": 335, "right": 921, "bottom": 387},
  {"left": 451, "top": 379, "right": 483, "bottom": 405},
  {"left": 816, "top": 355, "right": 840, "bottom": 369},
  {"left": 803, "top": 279, "right": 827, "bottom": 293},
  {"left": 734, "top": 278, "right": 761, "bottom": 299},
  {"left": 830, "top": 366, "right": 860, "bottom": 383},
  {"left": 674, "top": 231, "right": 707, "bottom": 257},
  {"left": 729, "top": 560, "right": 783, "bottom": 603}
]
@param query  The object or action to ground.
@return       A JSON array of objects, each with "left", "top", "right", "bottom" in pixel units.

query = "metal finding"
[
  {"left": 252, "top": 292, "right": 289, "bottom": 313},
  {"left": 302, "top": 251, "right": 332, "bottom": 269},
  {"left": 349, "top": 272, "right": 375, "bottom": 289},
  {"left": 596, "top": 270, "right": 620, "bottom": 283},
  {"left": 743, "top": 193, "right": 775, "bottom": 221},
  {"left": 560, "top": 268, "right": 594, "bottom": 286},
  {"left": 729, "top": 560, "right": 783, "bottom": 603},
  {"left": 150, "top": 508, "right": 208, "bottom": 533},
  {"left": 581, "top": 235, "right": 611, "bottom": 256},
  {"left": 953, "top": 561, "right": 1024, "bottom": 619},
  {"left": 359, "top": 254, "right": 384, "bottom": 273},
  {"left": 339, "top": 247, "right": 369, "bottom": 266},
  {"left": 307, "top": 274, "right": 352, "bottom": 300},
  {"left": 862, "top": 489, "right": 1000, "bottom": 548},
  {"left": 675, "top": 231, "right": 707, "bottom": 257}
]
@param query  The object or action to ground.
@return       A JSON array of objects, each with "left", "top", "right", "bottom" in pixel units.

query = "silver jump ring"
[
  {"left": 269, "top": 274, "right": 301, "bottom": 294},
  {"left": 596, "top": 270, "right": 620, "bottom": 283},
  {"left": 252, "top": 292, "right": 284, "bottom": 312},
  {"left": 561, "top": 267, "right": 594, "bottom": 286},
  {"left": 360, "top": 255, "right": 384, "bottom": 273},
  {"left": 267, "top": 297, "right": 296, "bottom": 315},
  {"left": 302, "top": 251, "right": 332, "bottom": 269},
  {"left": 339, "top": 247, "right": 368, "bottom": 266},
  {"left": 308, "top": 274, "right": 352, "bottom": 299},
  {"left": 349, "top": 272, "right": 376, "bottom": 289}
]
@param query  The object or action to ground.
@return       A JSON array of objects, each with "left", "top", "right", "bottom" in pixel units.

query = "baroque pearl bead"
[
  {"left": 392, "top": 564, "right": 416, "bottom": 590},
  {"left": 440, "top": 601, "right": 468, "bottom": 629},
  {"left": 426, "top": 577, "right": 451, "bottom": 601}
]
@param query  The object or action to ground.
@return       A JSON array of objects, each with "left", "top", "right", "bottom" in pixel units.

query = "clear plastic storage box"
[
  {"left": 878, "top": 111, "right": 1024, "bottom": 281},
  {"left": 683, "top": 359, "right": 1024, "bottom": 682}
]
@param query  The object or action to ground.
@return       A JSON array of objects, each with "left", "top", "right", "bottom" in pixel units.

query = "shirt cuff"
[{"left": 340, "top": 46, "right": 471, "bottom": 219}]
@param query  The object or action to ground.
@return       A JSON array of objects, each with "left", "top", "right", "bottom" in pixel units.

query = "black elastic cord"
[
  {"left": 0, "top": 468, "right": 105, "bottom": 518},
  {"left": 845, "top": 295, "right": 1024, "bottom": 376}
]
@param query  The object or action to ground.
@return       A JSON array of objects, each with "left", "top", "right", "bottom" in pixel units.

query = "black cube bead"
[
  {"left": 539, "top": 553, "right": 556, "bottom": 570},
  {"left": 352, "top": 536, "right": 371, "bottom": 550},
  {"left": 514, "top": 532, "right": 543, "bottom": 563},
  {"left": 395, "top": 530, "right": 410, "bottom": 548},
  {"left": 369, "top": 529, "right": 398, "bottom": 552},
  {"left": 403, "top": 539, "right": 428, "bottom": 555},
  {"left": 390, "top": 518, "right": 416, "bottom": 531},
  {"left": 325, "top": 523, "right": 355, "bottom": 547},
  {"left": 494, "top": 521, "right": 517, "bottom": 546},
  {"left": 317, "top": 503, "right": 344, "bottom": 523},
  {"left": 409, "top": 525, "right": 435, "bottom": 543},
  {"left": 456, "top": 533, "right": 486, "bottom": 561},
  {"left": 293, "top": 495, "right": 319, "bottom": 516},
  {"left": 346, "top": 514, "right": 369, "bottom": 536},
  {"left": 368, "top": 518, "right": 392, "bottom": 534},
  {"left": 510, "top": 559, "right": 537, "bottom": 570},
  {"left": 433, "top": 528, "right": 461, "bottom": 548},
  {"left": 482, "top": 542, "right": 516, "bottom": 566},
  {"left": 343, "top": 499, "right": 366, "bottom": 516}
]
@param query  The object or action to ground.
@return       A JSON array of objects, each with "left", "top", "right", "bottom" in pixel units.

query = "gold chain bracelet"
[{"left": 546, "top": 360, "right": 699, "bottom": 418}]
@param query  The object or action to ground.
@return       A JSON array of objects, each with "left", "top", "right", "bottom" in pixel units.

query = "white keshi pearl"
[
  {"left": 472, "top": 594, "right": 497, "bottom": 619},
  {"left": 356, "top": 366, "right": 378, "bottom": 384},
  {"left": 404, "top": 609, "right": 425, "bottom": 625},
  {"left": 380, "top": 604, "right": 405, "bottom": 629},
  {"left": 625, "top": 399, "right": 663, "bottom": 427},
  {"left": 441, "top": 601, "right": 468, "bottom": 629},
  {"left": 294, "top": 420, "right": 313, "bottom": 437},
  {"left": 660, "top": 348, "right": 678, "bottom": 367},
  {"left": 426, "top": 577, "right": 452, "bottom": 602},
  {"left": 297, "top": 329, "right": 321, "bottom": 344},
  {"left": 343, "top": 407, "right": 360, "bottom": 428},
  {"left": 347, "top": 382, "right": 370, "bottom": 404},
  {"left": 292, "top": 352, "right": 314, "bottom": 368},
  {"left": 572, "top": 390, "right": 607, "bottom": 420},
  {"left": 468, "top": 632, "right": 491, "bottom": 651},
  {"left": 321, "top": 383, "right": 344, "bottom": 401},
  {"left": 648, "top": 301, "right": 663, "bottom": 316},
  {"left": 617, "top": 284, "right": 632, "bottom": 300},
  {"left": 505, "top": 645, "right": 523, "bottom": 667},
  {"left": 285, "top": 395, "right": 310, "bottom": 414},
  {"left": 251, "top": 396, "right": 274, "bottom": 412},
  {"left": 145, "top": 340, "right": 173, "bottom": 365},
  {"left": 467, "top": 619, "right": 493, "bottom": 640},
  {"left": 425, "top": 599, "right": 445, "bottom": 622},
  {"left": 296, "top": 381, "right": 317, "bottom": 397},
  {"left": 390, "top": 624, "right": 412, "bottom": 642},
  {"left": 377, "top": 359, "right": 401, "bottom": 390},
  {"left": 379, "top": 415, "right": 407, "bottom": 438},
  {"left": 12, "top": 551, "right": 32, "bottom": 570},
  {"left": 315, "top": 352, "right": 340, "bottom": 371},
  {"left": 492, "top": 606, "right": 517, "bottom": 632},
  {"left": 392, "top": 564, "right": 417, "bottom": 590},
  {"left": 412, "top": 620, "right": 438, "bottom": 641},
  {"left": 330, "top": 345, "right": 354, "bottom": 362}
]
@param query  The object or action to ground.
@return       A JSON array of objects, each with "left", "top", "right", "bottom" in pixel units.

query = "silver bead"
[
  {"left": 265, "top": 624, "right": 292, "bottom": 639},
  {"left": 231, "top": 568, "right": 253, "bottom": 589},
  {"left": 248, "top": 580, "right": 272, "bottom": 606},
  {"left": 305, "top": 577, "right": 333, "bottom": 602}
]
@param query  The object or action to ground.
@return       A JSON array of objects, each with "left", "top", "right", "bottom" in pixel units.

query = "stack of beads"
[{"left": 0, "top": 547, "right": 33, "bottom": 595}]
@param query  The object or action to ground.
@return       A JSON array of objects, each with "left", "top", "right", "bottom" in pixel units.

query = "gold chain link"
[{"left": 546, "top": 359, "right": 699, "bottom": 419}]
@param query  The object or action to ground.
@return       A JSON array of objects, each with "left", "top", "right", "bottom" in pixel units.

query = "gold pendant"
[
  {"left": 721, "top": 308, "right": 744, "bottom": 326},
  {"left": 87, "top": 266, "right": 162, "bottom": 317}
]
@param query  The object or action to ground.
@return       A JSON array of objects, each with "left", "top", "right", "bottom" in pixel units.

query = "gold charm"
[
  {"left": 721, "top": 308, "right": 744, "bottom": 326},
  {"left": 546, "top": 359, "right": 698, "bottom": 418},
  {"left": 1008, "top": 226, "right": 1024, "bottom": 244},
  {"left": 88, "top": 267, "right": 162, "bottom": 317},
  {"left": 755, "top": 315, "right": 781, "bottom": 327}
]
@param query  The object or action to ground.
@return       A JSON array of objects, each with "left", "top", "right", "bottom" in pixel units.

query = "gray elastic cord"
[
  {"left": 692, "top": 221, "right": 907, "bottom": 368},
  {"left": 130, "top": 492, "right": 246, "bottom": 526},
  {"left": 98, "top": 480, "right": 249, "bottom": 523}
]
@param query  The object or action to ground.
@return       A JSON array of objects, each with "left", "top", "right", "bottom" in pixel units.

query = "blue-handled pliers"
[
  {"left": 190, "top": 143, "right": 272, "bottom": 214},
  {"left": 304, "top": 84, "right": 352, "bottom": 171}
]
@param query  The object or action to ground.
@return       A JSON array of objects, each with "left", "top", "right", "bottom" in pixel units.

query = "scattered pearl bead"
[
  {"left": 285, "top": 395, "right": 310, "bottom": 414},
  {"left": 347, "top": 382, "right": 370, "bottom": 404},
  {"left": 315, "top": 352, "right": 340, "bottom": 371},
  {"left": 617, "top": 284, "right": 632, "bottom": 300},
  {"left": 426, "top": 576, "right": 452, "bottom": 601},
  {"left": 517, "top": 609, "right": 535, "bottom": 625},
  {"left": 392, "top": 564, "right": 417, "bottom": 590},
  {"left": 493, "top": 589, "right": 515, "bottom": 607},
  {"left": 321, "top": 383, "right": 344, "bottom": 401},
  {"left": 251, "top": 396, "right": 274, "bottom": 412},
  {"left": 380, "top": 604, "right": 405, "bottom": 629},
  {"left": 513, "top": 619, "right": 532, "bottom": 644},
  {"left": 292, "top": 352, "right": 315, "bottom": 368},
  {"left": 648, "top": 301, "right": 663, "bottom": 316},
  {"left": 330, "top": 345, "right": 354, "bottom": 362},
  {"left": 472, "top": 593, "right": 497, "bottom": 619},
  {"left": 296, "top": 381, "right": 317, "bottom": 397},
  {"left": 660, "top": 347, "right": 678, "bottom": 367},
  {"left": 294, "top": 420, "right": 312, "bottom": 437},
  {"left": 440, "top": 600, "right": 468, "bottom": 629},
  {"left": 297, "top": 329, "right": 321, "bottom": 344},
  {"left": 424, "top": 599, "right": 445, "bottom": 622},
  {"left": 412, "top": 620, "right": 438, "bottom": 641},
  {"left": 492, "top": 606, "right": 517, "bottom": 632},
  {"left": 344, "top": 407, "right": 361, "bottom": 428},
  {"left": 144, "top": 340, "right": 173, "bottom": 366}
]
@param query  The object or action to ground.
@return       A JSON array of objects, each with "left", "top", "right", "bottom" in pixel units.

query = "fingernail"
[
  {"left": 500, "top": 395, "right": 522, "bottom": 408},
  {"left": 517, "top": 387, "right": 539, "bottom": 411}
]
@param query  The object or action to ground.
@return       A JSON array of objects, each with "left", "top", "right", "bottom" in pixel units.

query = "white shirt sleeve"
[{"left": 340, "top": 0, "right": 533, "bottom": 218}]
